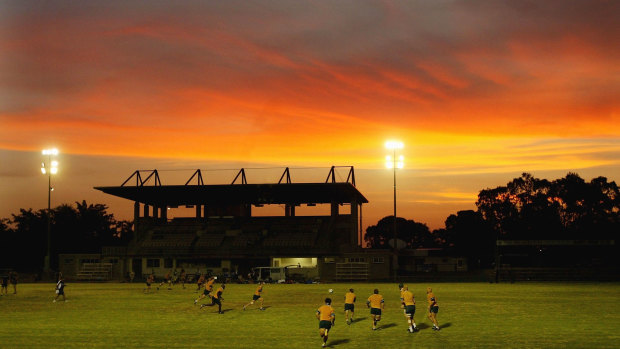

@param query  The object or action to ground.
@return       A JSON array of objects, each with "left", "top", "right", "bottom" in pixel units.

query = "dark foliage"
[{"left": 0, "top": 201, "right": 133, "bottom": 271}]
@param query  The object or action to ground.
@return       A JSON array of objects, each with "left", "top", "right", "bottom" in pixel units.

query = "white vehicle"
[{"left": 252, "top": 266, "right": 291, "bottom": 283}]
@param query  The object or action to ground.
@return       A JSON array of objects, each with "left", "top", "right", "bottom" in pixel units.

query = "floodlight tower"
[
  {"left": 385, "top": 140, "right": 404, "bottom": 278},
  {"left": 41, "top": 148, "right": 59, "bottom": 273}
]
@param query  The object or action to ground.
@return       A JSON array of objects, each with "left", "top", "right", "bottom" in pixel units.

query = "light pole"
[
  {"left": 41, "top": 148, "right": 59, "bottom": 273},
  {"left": 385, "top": 140, "right": 404, "bottom": 279}
]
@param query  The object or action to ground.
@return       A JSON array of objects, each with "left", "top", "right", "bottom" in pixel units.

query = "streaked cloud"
[{"left": 0, "top": 0, "right": 618, "bottom": 228}]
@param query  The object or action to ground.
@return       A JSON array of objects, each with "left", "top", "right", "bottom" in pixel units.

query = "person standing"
[
  {"left": 179, "top": 268, "right": 187, "bottom": 289},
  {"left": 316, "top": 297, "right": 335, "bottom": 348},
  {"left": 401, "top": 286, "right": 419, "bottom": 333},
  {"left": 1, "top": 273, "right": 8, "bottom": 295},
  {"left": 366, "top": 288, "right": 384, "bottom": 330},
  {"left": 427, "top": 287, "right": 440, "bottom": 331},
  {"left": 243, "top": 281, "right": 265, "bottom": 310},
  {"left": 53, "top": 277, "right": 66, "bottom": 302},
  {"left": 9, "top": 271, "right": 17, "bottom": 294},
  {"left": 344, "top": 288, "right": 356, "bottom": 324},
  {"left": 201, "top": 283, "right": 225, "bottom": 314},
  {"left": 144, "top": 273, "right": 155, "bottom": 293}
]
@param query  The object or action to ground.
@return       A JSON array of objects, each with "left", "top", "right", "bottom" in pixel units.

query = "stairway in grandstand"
[{"left": 76, "top": 263, "right": 113, "bottom": 281}]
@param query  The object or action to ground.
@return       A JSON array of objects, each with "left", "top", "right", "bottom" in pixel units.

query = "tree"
[
  {"left": 1, "top": 201, "right": 132, "bottom": 271},
  {"left": 441, "top": 210, "right": 495, "bottom": 268},
  {"left": 364, "top": 216, "right": 433, "bottom": 249}
]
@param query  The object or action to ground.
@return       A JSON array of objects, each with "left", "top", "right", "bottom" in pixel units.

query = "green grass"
[{"left": 1, "top": 282, "right": 619, "bottom": 348}]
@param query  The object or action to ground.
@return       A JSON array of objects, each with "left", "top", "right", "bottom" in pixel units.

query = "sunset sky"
[{"left": 1, "top": 0, "right": 618, "bottom": 230}]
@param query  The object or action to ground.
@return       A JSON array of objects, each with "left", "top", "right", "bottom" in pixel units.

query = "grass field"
[{"left": 1, "top": 282, "right": 619, "bottom": 348}]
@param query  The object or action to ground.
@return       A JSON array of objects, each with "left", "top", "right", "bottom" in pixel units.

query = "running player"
[
  {"left": 399, "top": 283, "right": 405, "bottom": 309},
  {"left": 366, "top": 288, "right": 384, "bottom": 330},
  {"left": 196, "top": 273, "right": 205, "bottom": 291},
  {"left": 401, "top": 285, "right": 419, "bottom": 333},
  {"left": 157, "top": 270, "right": 172, "bottom": 290},
  {"left": 243, "top": 281, "right": 265, "bottom": 310},
  {"left": 201, "top": 283, "right": 225, "bottom": 314},
  {"left": 144, "top": 273, "right": 155, "bottom": 293},
  {"left": 179, "top": 268, "right": 187, "bottom": 289},
  {"left": 194, "top": 276, "right": 216, "bottom": 304},
  {"left": 316, "top": 297, "right": 335, "bottom": 348},
  {"left": 344, "top": 288, "right": 356, "bottom": 324},
  {"left": 427, "top": 287, "right": 440, "bottom": 330},
  {"left": 53, "top": 276, "right": 66, "bottom": 302}
]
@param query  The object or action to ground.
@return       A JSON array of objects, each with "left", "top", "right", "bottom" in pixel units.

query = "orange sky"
[{"left": 1, "top": 1, "right": 618, "bottom": 230}]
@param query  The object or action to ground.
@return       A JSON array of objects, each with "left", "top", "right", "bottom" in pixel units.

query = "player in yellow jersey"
[
  {"left": 243, "top": 281, "right": 265, "bottom": 310},
  {"left": 194, "top": 276, "right": 217, "bottom": 305},
  {"left": 343, "top": 288, "right": 356, "bottom": 324},
  {"left": 427, "top": 287, "right": 440, "bottom": 330},
  {"left": 201, "top": 283, "right": 225, "bottom": 314},
  {"left": 366, "top": 288, "right": 384, "bottom": 330},
  {"left": 398, "top": 283, "right": 405, "bottom": 309},
  {"left": 316, "top": 298, "right": 335, "bottom": 347},
  {"left": 401, "top": 286, "right": 419, "bottom": 333}
]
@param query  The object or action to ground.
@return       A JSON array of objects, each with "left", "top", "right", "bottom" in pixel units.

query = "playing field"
[{"left": 1, "top": 282, "right": 618, "bottom": 348}]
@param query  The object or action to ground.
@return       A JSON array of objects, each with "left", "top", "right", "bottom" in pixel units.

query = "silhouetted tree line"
[
  {"left": 365, "top": 173, "right": 619, "bottom": 267},
  {"left": 0, "top": 201, "right": 132, "bottom": 271}
]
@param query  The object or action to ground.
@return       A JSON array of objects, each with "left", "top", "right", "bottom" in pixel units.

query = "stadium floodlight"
[
  {"left": 385, "top": 140, "right": 404, "bottom": 280},
  {"left": 41, "top": 148, "right": 59, "bottom": 274},
  {"left": 42, "top": 148, "right": 59, "bottom": 156},
  {"left": 385, "top": 140, "right": 404, "bottom": 150}
]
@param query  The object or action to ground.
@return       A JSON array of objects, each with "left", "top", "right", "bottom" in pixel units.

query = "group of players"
[
  {"left": 142, "top": 271, "right": 441, "bottom": 348},
  {"left": 143, "top": 271, "right": 266, "bottom": 315},
  {"left": 317, "top": 283, "right": 440, "bottom": 347}
]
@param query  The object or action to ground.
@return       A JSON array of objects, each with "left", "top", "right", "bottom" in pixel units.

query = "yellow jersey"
[
  {"left": 427, "top": 292, "right": 437, "bottom": 306},
  {"left": 317, "top": 305, "right": 335, "bottom": 321},
  {"left": 344, "top": 292, "right": 356, "bottom": 304},
  {"left": 367, "top": 294, "right": 384, "bottom": 309},
  {"left": 402, "top": 290, "right": 415, "bottom": 306},
  {"left": 254, "top": 285, "right": 263, "bottom": 296},
  {"left": 213, "top": 286, "right": 224, "bottom": 299},
  {"left": 205, "top": 279, "right": 215, "bottom": 291}
]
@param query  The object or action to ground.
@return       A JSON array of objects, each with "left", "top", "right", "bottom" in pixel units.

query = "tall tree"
[{"left": 364, "top": 216, "right": 433, "bottom": 249}]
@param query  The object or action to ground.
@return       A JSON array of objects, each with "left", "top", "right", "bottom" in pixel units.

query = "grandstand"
[{"left": 83, "top": 167, "right": 391, "bottom": 281}]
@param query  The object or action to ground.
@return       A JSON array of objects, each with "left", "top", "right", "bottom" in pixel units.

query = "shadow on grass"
[
  {"left": 417, "top": 323, "right": 430, "bottom": 329},
  {"left": 352, "top": 317, "right": 368, "bottom": 323},
  {"left": 329, "top": 339, "right": 350, "bottom": 346},
  {"left": 380, "top": 323, "right": 397, "bottom": 330},
  {"left": 441, "top": 322, "right": 452, "bottom": 328}
]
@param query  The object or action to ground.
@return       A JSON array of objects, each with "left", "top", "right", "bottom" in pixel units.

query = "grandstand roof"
[{"left": 94, "top": 182, "right": 368, "bottom": 207}]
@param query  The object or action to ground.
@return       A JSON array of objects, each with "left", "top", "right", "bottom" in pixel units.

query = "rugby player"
[
  {"left": 201, "top": 283, "right": 225, "bottom": 314},
  {"left": 344, "top": 288, "right": 356, "bottom": 324},
  {"left": 366, "top": 288, "right": 384, "bottom": 330},
  {"left": 194, "top": 276, "right": 217, "bottom": 305},
  {"left": 401, "top": 286, "right": 419, "bottom": 333},
  {"left": 316, "top": 297, "right": 335, "bottom": 347},
  {"left": 427, "top": 287, "right": 440, "bottom": 331},
  {"left": 243, "top": 281, "right": 265, "bottom": 310}
]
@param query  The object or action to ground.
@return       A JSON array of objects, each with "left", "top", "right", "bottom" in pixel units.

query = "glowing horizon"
[{"left": 1, "top": 1, "right": 618, "bottom": 230}]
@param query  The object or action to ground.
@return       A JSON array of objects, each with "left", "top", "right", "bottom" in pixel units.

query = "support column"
[
  {"left": 351, "top": 201, "right": 359, "bottom": 246},
  {"left": 196, "top": 205, "right": 202, "bottom": 218},
  {"left": 143, "top": 204, "right": 150, "bottom": 218},
  {"left": 161, "top": 206, "right": 167, "bottom": 220},
  {"left": 153, "top": 206, "right": 159, "bottom": 219},
  {"left": 331, "top": 202, "right": 339, "bottom": 216}
]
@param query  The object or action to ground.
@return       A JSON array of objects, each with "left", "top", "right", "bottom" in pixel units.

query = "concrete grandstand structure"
[{"left": 82, "top": 166, "right": 391, "bottom": 282}]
